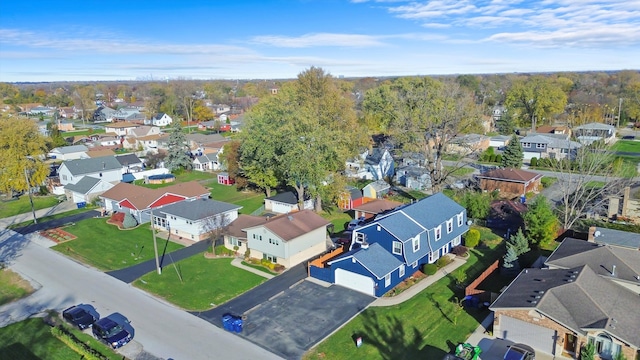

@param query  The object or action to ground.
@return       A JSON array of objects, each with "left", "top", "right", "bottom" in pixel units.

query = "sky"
[{"left": 0, "top": 0, "right": 639, "bottom": 82}]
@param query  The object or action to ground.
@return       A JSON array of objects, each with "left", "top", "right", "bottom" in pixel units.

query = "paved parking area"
[
  {"left": 472, "top": 338, "right": 556, "bottom": 360},
  {"left": 235, "top": 280, "right": 374, "bottom": 360}
]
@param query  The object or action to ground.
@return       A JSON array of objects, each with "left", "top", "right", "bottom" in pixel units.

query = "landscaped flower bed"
[{"left": 40, "top": 228, "right": 77, "bottom": 243}]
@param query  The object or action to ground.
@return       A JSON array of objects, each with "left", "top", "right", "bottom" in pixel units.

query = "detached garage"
[
  {"left": 497, "top": 315, "right": 557, "bottom": 355},
  {"left": 335, "top": 269, "right": 375, "bottom": 296}
]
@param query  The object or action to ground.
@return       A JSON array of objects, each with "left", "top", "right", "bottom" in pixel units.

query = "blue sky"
[{"left": 1, "top": 0, "right": 638, "bottom": 82}]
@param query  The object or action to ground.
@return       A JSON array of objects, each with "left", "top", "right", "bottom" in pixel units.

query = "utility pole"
[
  {"left": 150, "top": 207, "right": 161, "bottom": 274},
  {"left": 617, "top": 98, "right": 623, "bottom": 128},
  {"left": 24, "top": 167, "right": 37, "bottom": 224}
]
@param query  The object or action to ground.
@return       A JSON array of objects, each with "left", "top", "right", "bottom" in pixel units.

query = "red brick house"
[{"left": 476, "top": 168, "right": 542, "bottom": 197}]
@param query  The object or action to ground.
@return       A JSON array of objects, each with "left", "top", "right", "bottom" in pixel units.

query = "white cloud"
[{"left": 251, "top": 33, "right": 387, "bottom": 48}]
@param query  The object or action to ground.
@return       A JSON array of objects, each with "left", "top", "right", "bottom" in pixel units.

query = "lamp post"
[{"left": 24, "top": 167, "right": 37, "bottom": 224}]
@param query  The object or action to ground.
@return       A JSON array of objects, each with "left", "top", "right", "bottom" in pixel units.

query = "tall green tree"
[
  {"left": 501, "top": 134, "right": 523, "bottom": 168},
  {"left": 362, "top": 78, "right": 482, "bottom": 191},
  {"left": 0, "top": 114, "right": 49, "bottom": 196},
  {"left": 523, "top": 196, "right": 559, "bottom": 247},
  {"left": 505, "top": 76, "right": 567, "bottom": 129},
  {"left": 507, "top": 228, "right": 530, "bottom": 256},
  {"left": 164, "top": 121, "right": 192, "bottom": 171}
]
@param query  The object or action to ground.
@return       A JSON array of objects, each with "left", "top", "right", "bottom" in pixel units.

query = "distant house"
[
  {"left": 93, "top": 106, "right": 117, "bottom": 122},
  {"left": 519, "top": 133, "right": 582, "bottom": 162},
  {"left": 153, "top": 198, "right": 241, "bottom": 242},
  {"left": 104, "top": 122, "right": 140, "bottom": 137},
  {"left": 58, "top": 156, "right": 122, "bottom": 186},
  {"left": 193, "top": 154, "right": 217, "bottom": 172},
  {"left": 536, "top": 125, "right": 571, "bottom": 136},
  {"left": 48, "top": 145, "right": 88, "bottom": 160},
  {"left": 337, "top": 186, "right": 365, "bottom": 210},
  {"left": 587, "top": 226, "right": 640, "bottom": 250},
  {"left": 146, "top": 113, "right": 173, "bottom": 127},
  {"left": 574, "top": 122, "right": 616, "bottom": 145},
  {"left": 264, "top": 191, "right": 313, "bottom": 214},
  {"left": 447, "top": 134, "right": 490, "bottom": 155},
  {"left": 476, "top": 168, "right": 543, "bottom": 197},
  {"left": 351, "top": 198, "right": 403, "bottom": 220},
  {"left": 489, "top": 135, "right": 511, "bottom": 149},
  {"left": 84, "top": 149, "right": 117, "bottom": 159},
  {"left": 241, "top": 210, "right": 330, "bottom": 268},
  {"left": 27, "top": 106, "right": 55, "bottom": 116},
  {"left": 217, "top": 172, "right": 234, "bottom": 185},
  {"left": 64, "top": 176, "right": 115, "bottom": 205},
  {"left": 394, "top": 166, "right": 431, "bottom": 190},
  {"left": 345, "top": 147, "right": 394, "bottom": 181},
  {"left": 112, "top": 107, "right": 145, "bottom": 122},
  {"left": 115, "top": 154, "right": 144, "bottom": 173},
  {"left": 362, "top": 180, "right": 391, "bottom": 199}
]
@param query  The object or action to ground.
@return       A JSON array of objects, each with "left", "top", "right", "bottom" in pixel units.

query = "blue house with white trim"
[{"left": 310, "top": 193, "right": 468, "bottom": 297}]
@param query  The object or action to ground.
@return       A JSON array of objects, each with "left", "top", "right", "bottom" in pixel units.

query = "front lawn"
[
  {"left": 134, "top": 257, "right": 267, "bottom": 311},
  {"left": 0, "top": 269, "right": 34, "bottom": 306},
  {"left": 611, "top": 140, "right": 640, "bottom": 153},
  {"left": 208, "top": 182, "right": 266, "bottom": 214},
  {"left": 52, "top": 218, "right": 183, "bottom": 271},
  {"left": 0, "top": 195, "right": 59, "bottom": 218},
  {"left": 0, "top": 318, "right": 79, "bottom": 360},
  {"left": 304, "top": 245, "right": 502, "bottom": 360}
]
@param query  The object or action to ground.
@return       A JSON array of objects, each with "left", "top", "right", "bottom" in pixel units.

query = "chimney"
[{"left": 587, "top": 226, "right": 596, "bottom": 242}]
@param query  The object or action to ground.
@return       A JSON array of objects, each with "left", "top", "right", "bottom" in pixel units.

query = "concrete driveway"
[
  {"left": 234, "top": 280, "right": 374, "bottom": 359},
  {"left": 471, "top": 337, "right": 557, "bottom": 360}
]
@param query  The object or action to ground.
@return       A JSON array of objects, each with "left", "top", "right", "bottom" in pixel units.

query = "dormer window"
[
  {"left": 392, "top": 241, "right": 402, "bottom": 255},
  {"left": 457, "top": 213, "right": 463, "bottom": 226},
  {"left": 446, "top": 219, "right": 453, "bottom": 234},
  {"left": 435, "top": 226, "right": 442, "bottom": 241},
  {"left": 412, "top": 236, "right": 420, "bottom": 252}
]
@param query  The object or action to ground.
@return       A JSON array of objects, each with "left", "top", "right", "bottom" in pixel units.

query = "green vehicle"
[{"left": 442, "top": 343, "right": 482, "bottom": 360}]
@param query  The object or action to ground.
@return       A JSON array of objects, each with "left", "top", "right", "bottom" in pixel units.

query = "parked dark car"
[
  {"left": 504, "top": 343, "right": 535, "bottom": 360},
  {"left": 346, "top": 217, "right": 365, "bottom": 231},
  {"left": 92, "top": 316, "right": 133, "bottom": 349},
  {"left": 62, "top": 305, "right": 96, "bottom": 330}
]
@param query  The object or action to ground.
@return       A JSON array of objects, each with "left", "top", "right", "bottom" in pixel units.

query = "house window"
[
  {"left": 588, "top": 334, "right": 621, "bottom": 360},
  {"left": 429, "top": 251, "right": 437, "bottom": 263},
  {"left": 446, "top": 220, "right": 453, "bottom": 234},
  {"left": 412, "top": 237, "right": 420, "bottom": 252},
  {"left": 522, "top": 142, "right": 531, "bottom": 148},
  {"left": 399, "top": 265, "right": 405, "bottom": 277},
  {"left": 252, "top": 234, "right": 256, "bottom": 239},
  {"left": 457, "top": 213, "right": 463, "bottom": 226},
  {"left": 453, "top": 235, "right": 461, "bottom": 246},
  {"left": 561, "top": 148, "right": 569, "bottom": 154},
  {"left": 384, "top": 273, "right": 391, "bottom": 287},
  {"left": 259, "top": 235, "right": 262, "bottom": 241},
  {"left": 536, "top": 143, "right": 546, "bottom": 149},
  {"left": 411, "top": 261, "right": 418, "bottom": 268},
  {"left": 262, "top": 253, "right": 277, "bottom": 263},
  {"left": 392, "top": 241, "right": 402, "bottom": 255},
  {"left": 62, "top": 175, "right": 67, "bottom": 181},
  {"left": 356, "top": 232, "right": 366, "bottom": 243},
  {"left": 175, "top": 229, "right": 178, "bottom": 234},
  {"left": 435, "top": 226, "right": 442, "bottom": 240},
  {"left": 190, "top": 235, "right": 194, "bottom": 239}
]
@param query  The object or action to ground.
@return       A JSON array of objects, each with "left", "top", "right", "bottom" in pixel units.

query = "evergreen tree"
[
  {"left": 165, "top": 121, "right": 192, "bottom": 171},
  {"left": 507, "top": 228, "right": 530, "bottom": 256},
  {"left": 502, "top": 245, "right": 519, "bottom": 269},
  {"left": 501, "top": 134, "right": 524, "bottom": 168},
  {"left": 523, "top": 196, "right": 559, "bottom": 247}
]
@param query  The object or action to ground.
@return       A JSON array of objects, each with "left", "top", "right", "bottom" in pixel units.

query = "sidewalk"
[
  {"left": 0, "top": 200, "right": 78, "bottom": 229},
  {"left": 371, "top": 255, "right": 466, "bottom": 306}
]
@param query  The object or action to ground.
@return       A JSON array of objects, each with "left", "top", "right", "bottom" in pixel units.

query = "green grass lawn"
[
  {"left": 0, "top": 269, "right": 34, "bottom": 306},
  {"left": 321, "top": 208, "right": 353, "bottom": 234},
  {"left": 303, "top": 245, "right": 502, "bottom": 360},
  {"left": 208, "top": 182, "right": 266, "bottom": 214},
  {"left": 445, "top": 166, "right": 476, "bottom": 177},
  {"left": 134, "top": 257, "right": 267, "bottom": 310},
  {"left": 52, "top": 218, "right": 183, "bottom": 271},
  {"left": 62, "top": 128, "right": 106, "bottom": 137},
  {"left": 612, "top": 140, "right": 640, "bottom": 153},
  {"left": 0, "top": 195, "right": 60, "bottom": 218},
  {"left": 0, "top": 318, "right": 80, "bottom": 360}
]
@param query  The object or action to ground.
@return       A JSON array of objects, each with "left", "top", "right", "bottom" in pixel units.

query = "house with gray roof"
[
  {"left": 574, "top": 122, "right": 616, "bottom": 145},
  {"left": 58, "top": 156, "right": 123, "bottom": 186},
  {"left": 311, "top": 192, "right": 468, "bottom": 297},
  {"left": 588, "top": 226, "right": 640, "bottom": 250},
  {"left": 519, "top": 133, "right": 582, "bottom": 162},
  {"left": 490, "top": 263, "right": 640, "bottom": 360},
  {"left": 154, "top": 198, "right": 241, "bottom": 242},
  {"left": 63, "top": 176, "right": 115, "bottom": 204},
  {"left": 48, "top": 145, "right": 89, "bottom": 160},
  {"left": 115, "top": 154, "right": 143, "bottom": 173},
  {"left": 345, "top": 147, "right": 394, "bottom": 181}
]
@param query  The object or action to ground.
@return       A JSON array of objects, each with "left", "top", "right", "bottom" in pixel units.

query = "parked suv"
[
  {"left": 92, "top": 316, "right": 133, "bottom": 349},
  {"left": 504, "top": 343, "right": 535, "bottom": 360},
  {"left": 62, "top": 305, "right": 96, "bottom": 330}
]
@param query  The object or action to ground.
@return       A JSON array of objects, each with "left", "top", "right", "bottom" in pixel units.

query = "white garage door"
[
  {"left": 272, "top": 202, "right": 292, "bottom": 214},
  {"left": 335, "top": 269, "right": 375, "bottom": 296},
  {"left": 499, "top": 315, "right": 556, "bottom": 355}
]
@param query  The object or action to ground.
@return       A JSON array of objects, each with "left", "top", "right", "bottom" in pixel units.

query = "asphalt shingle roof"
[
  {"left": 62, "top": 156, "right": 122, "bottom": 176},
  {"left": 52, "top": 144, "right": 88, "bottom": 154},
  {"left": 353, "top": 242, "right": 403, "bottom": 279},
  {"left": 64, "top": 176, "right": 101, "bottom": 194},
  {"left": 243, "top": 210, "right": 329, "bottom": 242},
  {"left": 159, "top": 198, "right": 241, "bottom": 221}
]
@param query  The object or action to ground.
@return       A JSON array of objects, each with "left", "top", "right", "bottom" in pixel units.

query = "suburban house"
[
  {"left": 84, "top": 149, "right": 117, "bottom": 158},
  {"left": 351, "top": 198, "right": 403, "bottom": 220},
  {"left": 362, "top": 180, "right": 391, "bottom": 199},
  {"left": 48, "top": 145, "right": 88, "bottom": 160},
  {"left": 447, "top": 134, "right": 490, "bottom": 155},
  {"left": 587, "top": 226, "right": 640, "bottom": 250},
  {"left": 573, "top": 122, "right": 616, "bottom": 145},
  {"left": 64, "top": 176, "right": 115, "bottom": 206},
  {"left": 223, "top": 214, "right": 267, "bottom": 256},
  {"left": 476, "top": 168, "right": 543, "bottom": 197},
  {"left": 93, "top": 106, "right": 117, "bottom": 122},
  {"left": 112, "top": 107, "right": 145, "bottom": 122},
  {"left": 58, "top": 156, "right": 123, "bottom": 186},
  {"left": 310, "top": 193, "right": 468, "bottom": 297},
  {"left": 345, "top": 147, "right": 395, "bottom": 181},
  {"left": 130, "top": 133, "right": 169, "bottom": 154},
  {"left": 264, "top": 191, "right": 313, "bottom": 214},
  {"left": 115, "top": 154, "right": 144, "bottom": 173},
  {"left": 337, "top": 186, "right": 365, "bottom": 210},
  {"left": 489, "top": 135, "right": 511, "bottom": 149},
  {"left": 490, "top": 252, "right": 640, "bottom": 359},
  {"left": 394, "top": 166, "right": 431, "bottom": 190},
  {"left": 146, "top": 113, "right": 173, "bottom": 127},
  {"left": 104, "top": 122, "right": 140, "bottom": 137},
  {"left": 99, "top": 181, "right": 210, "bottom": 224},
  {"left": 152, "top": 198, "right": 241, "bottom": 242},
  {"left": 398, "top": 152, "right": 427, "bottom": 168},
  {"left": 240, "top": 210, "right": 330, "bottom": 268},
  {"left": 519, "top": 133, "right": 582, "bottom": 162},
  {"left": 536, "top": 125, "right": 571, "bottom": 137}
]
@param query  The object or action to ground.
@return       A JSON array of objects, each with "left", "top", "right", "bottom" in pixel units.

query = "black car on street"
[
  {"left": 92, "top": 316, "right": 133, "bottom": 349},
  {"left": 62, "top": 305, "right": 96, "bottom": 330}
]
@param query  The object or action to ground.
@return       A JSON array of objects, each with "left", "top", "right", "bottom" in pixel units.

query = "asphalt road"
[
  {"left": 13, "top": 210, "right": 100, "bottom": 234},
  {"left": 0, "top": 230, "right": 283, "bottom": 360}
]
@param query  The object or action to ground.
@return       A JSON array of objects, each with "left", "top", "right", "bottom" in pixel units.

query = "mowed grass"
[
  {"left": 52, "top": 218, "right": 183, "bottom": 271},
  {"left": 208, "top": 182, "right": 266, "bottom": 214},
  {"left": 0, "top": 269, "right": 34, "bottom": 306},
  {"left": 612, "top": 140, "right": 640, "bottom": 153},
  {"left": 134, "top": 257, "right": 267, "bottom": 311},
  {"left": 0, "top": 318, "right": 79, "bottom": 360},
  {"left": 0, "top": 195, "right": 59, "bottom": 218},
  {"left": 303, "top": 246, "right": 501, "bottom": 360}
]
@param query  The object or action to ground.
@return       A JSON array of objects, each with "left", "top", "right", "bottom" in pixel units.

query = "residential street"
[{"left": 0, "top": 229, "right": 283, "bottom": 360}]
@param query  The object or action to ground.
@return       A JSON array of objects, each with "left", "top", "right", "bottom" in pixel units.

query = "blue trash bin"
[
  {"left": 233, "top": 318, "right": 243, "bottom": 333},
  {"left": 222, "top": 315, "right": 233, "bottom": 331}
]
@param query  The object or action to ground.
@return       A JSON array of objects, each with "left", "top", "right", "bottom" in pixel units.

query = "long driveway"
[{"left": 0, "top": 229, "right": 283, "bottom": 360}]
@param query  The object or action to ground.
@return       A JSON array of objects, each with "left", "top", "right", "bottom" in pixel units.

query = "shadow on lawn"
[{"left": 358, "top": 312, "right": 447, "bottom": 360}]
